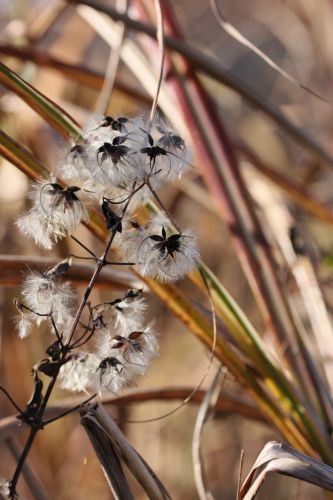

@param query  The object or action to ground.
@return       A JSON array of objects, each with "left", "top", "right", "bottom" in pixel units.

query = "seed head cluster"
[{"left": 15, "top": 115, "right": 199, "bottom": 395}]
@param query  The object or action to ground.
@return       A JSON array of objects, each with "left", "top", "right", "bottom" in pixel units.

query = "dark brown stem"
[
  {"left": 146, "top": 180, "right": 181, "bottom": 233},
  {"left": 43, "top": 394, "right": 97, "bottom": 425},
  {"left": 10, "top": 375, "right": 58, "bottom": 497},
  {"left": 10, "top": 428, "right": 38, "bottom": 499},
  {"left": 0, "top": 386, "right": 23, "bottom": 414},
  {"left": 70, "top": 327, "right": 96, "bottom": 349},
  {"left": 64, "top": 231, "right": 118, "bottom": 346},
  {"left": 0, "top": 44, "right": 150, "bottom": 103},
  {"left": 70, "top": 235, "right": 97, "bottom": 259}
]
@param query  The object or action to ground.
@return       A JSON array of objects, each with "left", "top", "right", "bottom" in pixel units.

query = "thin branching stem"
[
  {"left": 70, "top": 254, "right": 97, "bottom": 261},
  {"left": 43, "top": 393, "right": 97, "bottom": 425},
  {"left": 10, "top": 374, "right": 58, "bottom": 497},
  {"left": 70, "top": 235, "right": 97, "bottom": 259},
  {"left": 0, "top": 386, "right": 23, "bottom": 414},
  {"left": 49, "top": 316, "right": 65, "bottom": 348},
  {"left": 105, "top": 260, "right": 136, "bottom": 266},
  {"left": 70, "top": 326, "right": 96, "bottom": 349},
  {"left": 65, "top": 230, "right": 119, "bottom": 347},
  {"left": 9, "top": 182, "right": 144, "bottom": 497},
  {"left": 146, "top": 179, "right": 181, "bottom": 233}
]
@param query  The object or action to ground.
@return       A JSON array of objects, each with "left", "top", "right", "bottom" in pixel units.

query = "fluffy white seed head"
[
  {"left": 95, "top": 318, "right": 159, "bottom": 393},
  {"left": 59, "top": 143, "right": 91, "bottom": 183},
  {"left": 58, "top": 114, "right": 189, "bottom": 200},
  {"left": 15, "top": 311, "right": 34, "bottom": 339},
  {"left": 110, "top": 289, "right": 147, "bottom": 333},
  {"left": 59, "top": 352, "right": 100, "bottom": 393},
  {"left": 123, "top": 215, "right": 199, "bottom": 282},
  {"left": 0, "top": 478, "right": 10, "bottom": 499},
  {"left": 17, "top": 179, "right": 88, "bottom": 249},
  {"left": 21, "top": 268, "right": 74, "bottom": 328},
  {"left": 94, "top": 355, "right": 137, "bottom": 394}
]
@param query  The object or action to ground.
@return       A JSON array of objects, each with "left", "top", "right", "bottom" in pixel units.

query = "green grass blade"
[{"left": 0, "top": 61, "right": 82, "bottom": 141}]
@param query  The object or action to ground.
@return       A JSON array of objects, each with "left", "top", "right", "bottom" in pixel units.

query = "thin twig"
[
  {"left": 236, "top": 449, "right": 245, "bottom": 500},
  {"left": 0, "top": 387, "right": 23, "bottom": 414},
  {"left": 65, "top": 190, "right": 135, "bottom": 347},
  {"left": 192, "top": 366, "right": 226, "bottom": 500},
  {"left": 149, "top": 0, "right": 165, "bottom": 125},
  {"left": 210, "top": 0, "right": 329, "bottom": 102},
  {"left": 0, "top": 387, "right": 265, "bottom": 441},
  {"left": 43, "top": 393, "right": 97, "bottom": 425},
  {"left": 95, "top": 0, "right": 129, "bottom": 114},
  {"left": 70, "top": 235, "right": 97, "bottom": 259}
]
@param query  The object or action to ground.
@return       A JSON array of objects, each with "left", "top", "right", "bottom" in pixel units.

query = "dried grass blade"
[
  {"left": 80, "top": 403, "right": 171, "bottom": 500},
  {"left": 0, "top": 129, "right": 47, "bottom": 180},
  {"left": 236, "top": 449, "right": 245, "bottom": 500},
  {"left": 192, "top": 366, "right": 225, "bottom": 500},
  {"left": 240, "top": 441, "right": 333, "bottom": 499},
  {"left": 149, "top": 0, "right": 165, "bottom": 123},
  {"left": 80, "top": 406, "right": 135, "bottom": 500}
]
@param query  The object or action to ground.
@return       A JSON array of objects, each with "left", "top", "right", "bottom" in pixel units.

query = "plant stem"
[
  {"left": 10, "top": 376, "right": 58, "bottom": 497},
  {"left": 10, "top": 428, "right": 38, "bottom": 498},
  {"left": 9, "top": 184, "right": 142, "bottom": 497}
]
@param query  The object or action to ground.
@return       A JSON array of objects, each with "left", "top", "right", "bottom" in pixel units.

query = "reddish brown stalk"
[
  {"left": 0, "top": 44, "right": 150, "bottom": 103},
  {"left": 157, "top": 1, "right": 312, "bottom": 392},
  {"left": 0, "top": 255, "right": 139, "bottom": 290},
  {"left": 0, "top": 387, "right": 265, "bottom": 441}
]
